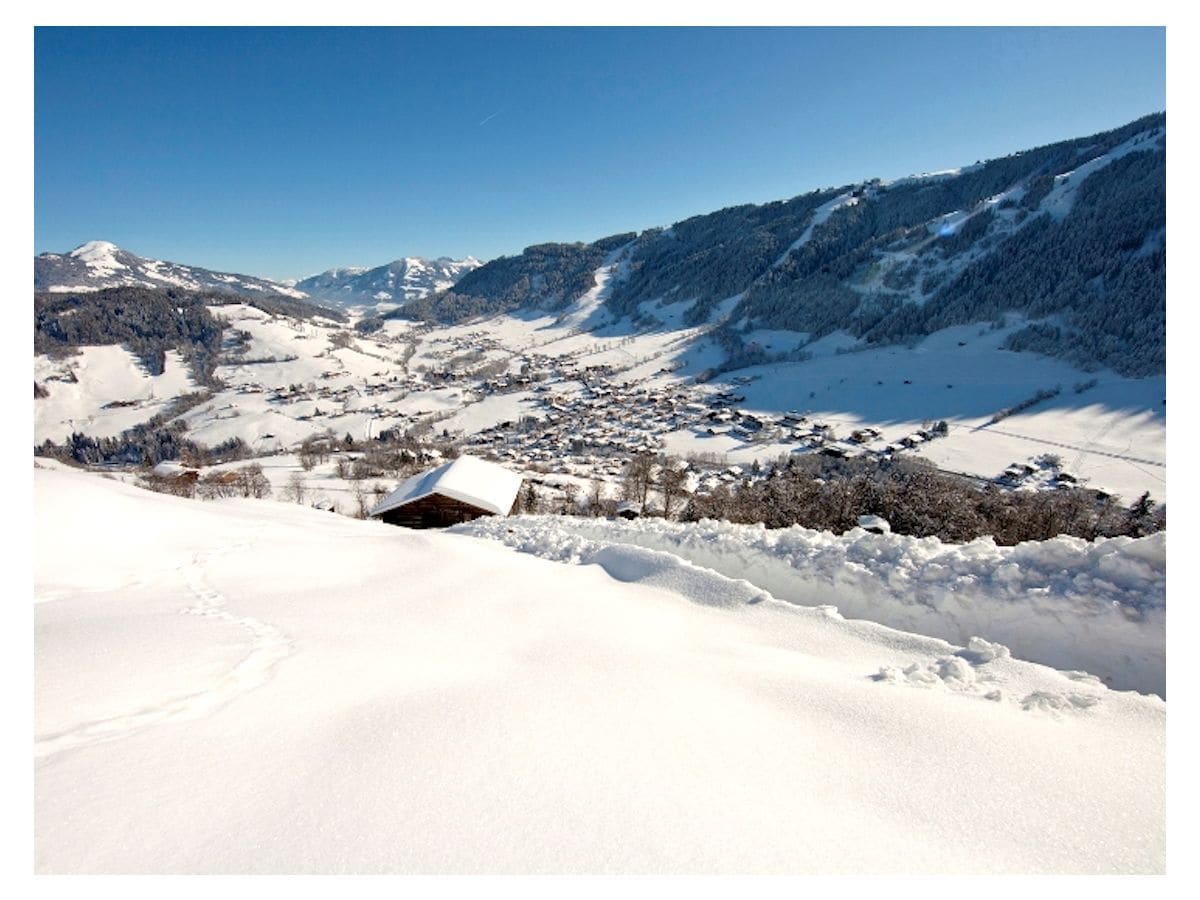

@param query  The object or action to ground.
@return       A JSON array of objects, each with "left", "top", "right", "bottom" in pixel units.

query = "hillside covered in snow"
[
  {"left": 295, "top": 255, "right": 482, "bottom": 310},
  {"left": 34, "top": 284, "right": 1167, "bottom": 510},
  {"left": 34, "top": 240, "right": 309, "bottom": 299},
  {"left": 402, "top": 114, "right": 1165, "bottom": 378},
  {"left": 33, "top": 462, "right": 1165, "bottom": 874}
]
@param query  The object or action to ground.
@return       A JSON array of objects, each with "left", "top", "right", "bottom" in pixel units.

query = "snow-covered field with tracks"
[{"left": 34, "top": 462, "right": 1165, "bottom": 873}]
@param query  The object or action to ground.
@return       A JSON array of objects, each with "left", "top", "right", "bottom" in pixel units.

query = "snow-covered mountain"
[
  {"left": 35, "top": 240, "right": 308, "bottom": 299},
  {"left": 295, "top": 255, "right": 482, "bottom": 308},
  {"left": 404, "top": 113, "right": 1165, "bottom": 378}
]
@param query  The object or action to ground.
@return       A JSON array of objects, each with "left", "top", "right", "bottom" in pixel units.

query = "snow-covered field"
[
  {"left": 34, "top": 463, "right": 1165, "bottom": 874},
  {"left": 666, "top": 321, "right": 1165, "bottom": 505},
  {"left": 34, "top": 347, "right": 197, "bottom": 443}
]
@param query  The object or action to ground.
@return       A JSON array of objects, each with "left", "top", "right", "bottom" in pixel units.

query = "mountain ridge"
[
  {"left": 35, "top": 241, "right": 310, "bottom": 300},
  {"left": 295, "top": 255, "right": 482, "bottom": 308},
  {"left": 34, "top": 241, "right": 483, "bottom": 312},
  {"left": 396, "top": 112, "right": 1165, "bottom": 377}
]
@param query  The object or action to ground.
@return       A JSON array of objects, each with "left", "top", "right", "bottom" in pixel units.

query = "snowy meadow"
[{"left": 34, "top": 462, "right": 1165, "bottom": 874}]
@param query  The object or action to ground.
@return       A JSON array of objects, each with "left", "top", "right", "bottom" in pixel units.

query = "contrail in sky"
[{"left": 478, "top": 110, "right": 502, "bottom": 126}]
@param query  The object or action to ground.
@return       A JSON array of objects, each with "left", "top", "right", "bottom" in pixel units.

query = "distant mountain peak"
[
  {"left": 35, "top": 242, "right": 307, "bottom": 299},
  {"left": 295, "top": 254, "right": 482, "bottom": 309},
  {"left": 68, "top": 239, "right": 123, "bottom": 260}
]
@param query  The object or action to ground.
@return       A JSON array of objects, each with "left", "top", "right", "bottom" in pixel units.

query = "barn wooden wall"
[{"left": 377, "top": 493, "right": 494, "bottom": 529}]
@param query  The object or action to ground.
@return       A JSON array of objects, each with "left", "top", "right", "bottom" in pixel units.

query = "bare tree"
[
  {"left": 236, "top": 463, "right": 272, "bottom": 499},
  {"left": 283, "top": 472, "right": 307, "bottom": 504},
  {"left": 558, "top": 483, "right": 580, "bottom": 515},
  {"left": 197, "top": 472, "right": 238, "bottom": 499},
  {"left": 622, "top": 452, "right": 655, "bottom": 507},
  {"left": 587, "top": 480, "right": 605, "bottom": 517},
  {"left": 658, "top": 456, "right": 687, "bottom": 518},
  {"left": 300, "top": 434, "right": 335, "bottom": 471},
  {"left": 517, "top": 481, "right": 540, "bottom": 514}
]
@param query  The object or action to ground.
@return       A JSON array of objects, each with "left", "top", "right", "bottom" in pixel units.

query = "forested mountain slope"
[
  {"left": 400, "top": 113, "right": 1164, "bottom": 377},
  {"left": 35, "top": 287, "right": 345, "bottom": 386}
]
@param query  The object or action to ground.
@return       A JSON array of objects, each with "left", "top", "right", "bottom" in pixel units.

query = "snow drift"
[
  {"left": 456, "top": 516, "right": 1166, "bottom": 697},
  {"left": 34, "top": 464, "right": 1164, "bottom": 873}
]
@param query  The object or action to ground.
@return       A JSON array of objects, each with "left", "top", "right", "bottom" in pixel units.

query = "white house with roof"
[{"left": 370, "top": 455, "right": 524, "bottom": 529}]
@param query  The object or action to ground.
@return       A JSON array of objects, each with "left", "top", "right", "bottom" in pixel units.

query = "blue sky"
[{"left": 34, "top": 27, "right": 1165, "bottom": 282}]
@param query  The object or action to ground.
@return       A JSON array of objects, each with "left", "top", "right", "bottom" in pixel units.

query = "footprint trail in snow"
[{"left": 35, "top": 542, "right": 292, "bottom": 761}]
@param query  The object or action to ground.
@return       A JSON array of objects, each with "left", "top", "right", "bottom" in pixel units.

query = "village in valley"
[
  {"left": 32, "top": 291, "right": 1021, "bottom": 518},
  {"left": 34, "top": 278, "right": 1162, "bottom": 533}
]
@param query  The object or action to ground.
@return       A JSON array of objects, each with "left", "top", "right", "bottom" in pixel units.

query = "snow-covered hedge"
[{"left": 455, "top": 516, "right": 1166, "bottom": 696}]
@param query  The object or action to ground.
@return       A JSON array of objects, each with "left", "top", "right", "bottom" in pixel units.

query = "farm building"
[{"left": 369, "top": 455, "right": 524, "bottom": 529}]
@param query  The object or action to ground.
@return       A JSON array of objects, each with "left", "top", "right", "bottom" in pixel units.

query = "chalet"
[
  {"left": 739, "top": 414, "right": 764, "bottom": 432},
  {"left": 369, "top": 455, "right": 524, "bottom": 529},
  {"left": 151, "top": 461, "right": 199, "bottom": 485}
]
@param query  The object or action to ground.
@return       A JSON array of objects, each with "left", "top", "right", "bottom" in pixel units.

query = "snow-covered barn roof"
[{"left": 369, "top": 455, "right": 524, "bottom": 518}]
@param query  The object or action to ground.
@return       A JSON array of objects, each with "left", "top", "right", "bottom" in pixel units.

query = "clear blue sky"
[{"left": 34, "top": 26, "right": 1165, "bottom": 282}]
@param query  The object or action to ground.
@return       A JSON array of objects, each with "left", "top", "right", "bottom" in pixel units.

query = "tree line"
[{"left": 676, "top": 454, "right": 1164, "bottom": 545}]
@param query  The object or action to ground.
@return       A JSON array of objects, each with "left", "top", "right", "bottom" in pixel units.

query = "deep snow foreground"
[
  {"left": 456, "top": 516, "right": 1166, "bottom": 697},
  {"left": 35, "top": 465, "right": 1164, "bottom": 873}
]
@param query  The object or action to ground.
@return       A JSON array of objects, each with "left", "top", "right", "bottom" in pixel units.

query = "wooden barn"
[{"left": 369, "top": 455, "right": 524, "bottom": 529}]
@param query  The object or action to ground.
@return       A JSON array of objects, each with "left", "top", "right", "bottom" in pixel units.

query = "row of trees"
[
  {"left": 140, "top": 463, "right": 272, "bottom": 500},
  {"left": 509, "top": 450, "right": 1164, "bottom": 546},
  {"left": 297, "top": 431, "right": 460, "bottom": 481},
  {"left": 34, "top": 393, "right": 253, "bottom": 468},
  {"left": 677, "top": 455, "right": 1163, "bottom": 545}
]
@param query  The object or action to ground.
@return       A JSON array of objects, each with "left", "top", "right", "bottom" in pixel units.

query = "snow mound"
[
  {"left": 457, "top": 516, "right": 1166, "bottom": 696},
  {"left": 480, "top": 523, "right": 772, "bottom": 608}
]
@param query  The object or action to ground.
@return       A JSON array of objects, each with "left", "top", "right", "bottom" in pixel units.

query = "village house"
[{"left": 369, "top": 455, "right": 524, "bottom": 529}]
